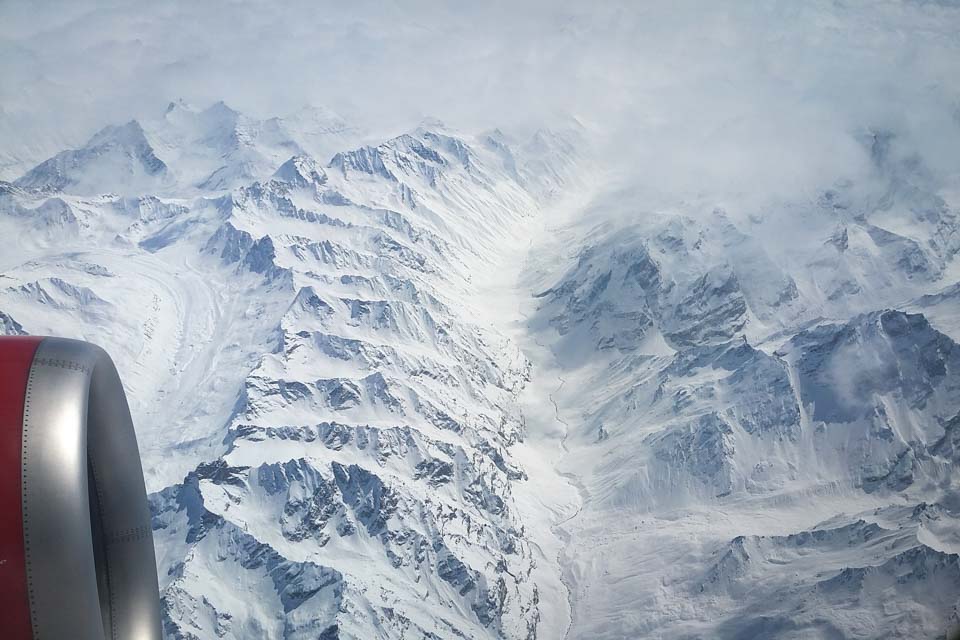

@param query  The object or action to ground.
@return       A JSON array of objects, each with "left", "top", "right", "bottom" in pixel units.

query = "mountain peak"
[
  {"left": 14, "top": 119, "right": 167, "bottom": 195},
  {"left": 87, "top": 119, "right": 151, "bottom": 148},
  {"left": 203, "top": 100, "right": 240, "bottom": 119},
  {"left": 272, "top": 154, "right": 327, "bottom": 187}
]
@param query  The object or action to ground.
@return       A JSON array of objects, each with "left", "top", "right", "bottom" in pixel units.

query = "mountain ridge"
[{"left": 2, "top": 102, "right": 960, "bottom": 638}]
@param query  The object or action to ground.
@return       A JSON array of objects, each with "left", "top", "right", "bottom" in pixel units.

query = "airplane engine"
[{"left": 0, "top": 336, "right": 162, "bottom": 640}]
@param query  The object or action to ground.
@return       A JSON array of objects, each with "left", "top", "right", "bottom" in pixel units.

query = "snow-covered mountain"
[
  {"left": 7, "top": 101, "right": 363, "bottom": 198},
  {"left": 13, "top": 119, "right": 172, "bottom": 195},
  {"left": 0, "top": 107, "right": 583, "bottom": 639},
  {"left": 523, "top": 128, "right": 960, "bottom": 638},
  {"left": 2, "top": 99, "right": 960, "bottom": 640}
]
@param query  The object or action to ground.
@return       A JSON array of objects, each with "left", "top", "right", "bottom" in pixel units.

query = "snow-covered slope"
[
  {"left": 3, "top": 99, "right": 960, "bottom": 639},
  {"left": 6, "top": 100, "right": 364, "bottom": 198},
  {"left": 13, "top": 120, "right": 172, "bottom": 196},
  {"left": 0, "top": 109, "right": 582, "bottom": 639},
  {"left": 523, "top": 129, "right": 960, "bottom": 638}
]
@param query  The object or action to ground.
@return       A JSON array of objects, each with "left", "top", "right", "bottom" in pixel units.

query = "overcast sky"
[{"left": 2, "top": 0, "right": 959, "bottom": 196}]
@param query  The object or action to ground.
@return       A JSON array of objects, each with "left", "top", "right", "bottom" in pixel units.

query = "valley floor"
[{"left": 471, "top": 191, "right": 605, "bottom": 640}]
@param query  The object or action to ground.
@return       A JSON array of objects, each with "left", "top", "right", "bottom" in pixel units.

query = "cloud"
[{"left": 2, "top": 0, "right": 959, "bottom": 197}]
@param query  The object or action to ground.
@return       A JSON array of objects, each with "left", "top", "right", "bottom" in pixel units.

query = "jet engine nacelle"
[{"left": 0, "top": 336, "right": 162, "bottom": 640}]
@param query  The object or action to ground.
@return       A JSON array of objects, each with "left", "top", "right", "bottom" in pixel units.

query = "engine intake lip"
[{"left": 0, "top": 336, "right": 161, "bottom": 640}]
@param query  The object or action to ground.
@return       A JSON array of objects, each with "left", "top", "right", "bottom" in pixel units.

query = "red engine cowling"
[{"left": 0, "top": 336, "right": 161, "bottom": 640}]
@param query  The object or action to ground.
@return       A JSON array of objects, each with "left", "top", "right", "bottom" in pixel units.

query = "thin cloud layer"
[{"left": 2, "top": 0, "right": 959, "bottom": 198}]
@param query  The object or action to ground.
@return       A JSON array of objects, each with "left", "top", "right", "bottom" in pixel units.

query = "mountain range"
[{"left": 1, "top": 102, "right": 959, "bottom": 639}]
